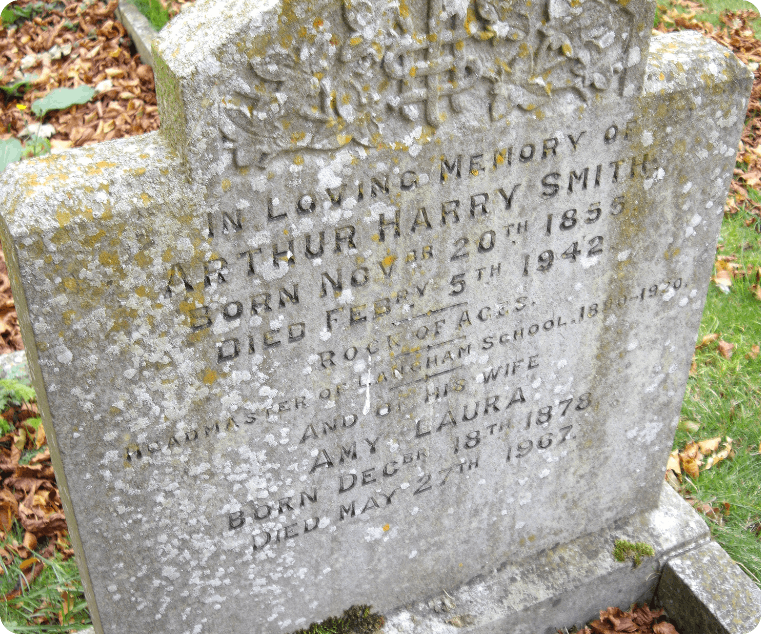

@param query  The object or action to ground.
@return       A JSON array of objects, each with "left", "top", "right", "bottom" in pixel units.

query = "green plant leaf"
[
  {"left": 0, "top": 138, "right": 23, "bottom": 173},
  {"left": 22, "top": 136, "right": 51, "bottom": 159},
  {"left": 31, "top": 85, "right": 96, "bottom": 118}
]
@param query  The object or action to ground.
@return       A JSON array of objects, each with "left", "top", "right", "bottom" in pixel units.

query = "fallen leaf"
[
  {"left": 22, "top": 530, "right": 37, "bottom": 551},
  {"left": 19, "top": 556, "right": 39, "bottom": 571},
  {"left": 653, "top": 622, "right": 679, "bottom": 634},
  {"left": 0, "top": 490, "right": 18, "bottom": 533},
  {"left": 746, "top": 345, "right": 760, "bottom": 360},
  {"left": 717, "top": 340, "right": 735, "bottom": 359},
  {"left": 678, "top": 420, "right": 701, "bottom": 433},
  {"left": 666, "top": 451, "right": 681, "bottom": 475},
  {"left": 751, "top": 284, "right": 761, "bottom": 301},
  {"left": 698, "top": 437, "right": 721, "bottom": 454},
  {"left": 697, "top": 333, "right": 719, "bottom": 349},
  {"left": 711, "top": 268, "right": 733, "bottom": 293},
  {"left": 679, "top": 442, "right": 703, "bottom": 479},
  {"left": 704, "top": 438, "right": 734, "bottom": 470}
]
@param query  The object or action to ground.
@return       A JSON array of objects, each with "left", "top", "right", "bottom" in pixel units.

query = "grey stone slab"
[
  {"left": 115, "top": 1, "right": 157, "bottom": 67},
  {"left": 384, "top": 483, "right": 710, "bottom": 634},
  {"left": 656, "top": 540, "right": 761, "bottom": 634},
  {"left": 0, "top": 0, "right": 753, "bottom": 632}
]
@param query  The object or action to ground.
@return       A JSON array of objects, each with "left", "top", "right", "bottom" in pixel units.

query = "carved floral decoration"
[{"left": 219, "top": 0, "right": 636, "bottom": 167}]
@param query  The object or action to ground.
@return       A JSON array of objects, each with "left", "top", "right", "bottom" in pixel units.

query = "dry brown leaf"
[
  {"left": 697, "top": 333, "right": 719, "bottom": 349},
  {"left": 697, "top": 437, "right": 721, "bottom": 454},
  {"left": 34, "top": 426, "right": 47, "bottom": 450},
  {"left": 751, "top": 284, "right": 761, "bottom": 301},
  {"left": 679, "top": 442, "right": 703, "bottom": 479},
  {"left": 746, "top": 345, "right": 760, "bottom": 360},
  {"left": 0, "top": 490, "right": 18, "bottom": 533},
  {"left": 717, "top": 340, "right": 735, "bottom": 359},
  {"left": 711, "top": 269, "right": 733, "bottom": 292},
  {"left": 653, "top": 622, "right": 679, "bottom": 634},
  {"left": 704, "top": 438, "right": 734, "bottom": 471},
  {"left": 19, "top": 556, "right": 39, "bottom": 571},
  {"left": 666, "top": 451, "right": 681, "bottom": 475},
  {"left": 22, "top": 530, "right": 37, "bottom": 551},
  {"left": 678, "top": 420, "right": 701, "bottom": 433}
]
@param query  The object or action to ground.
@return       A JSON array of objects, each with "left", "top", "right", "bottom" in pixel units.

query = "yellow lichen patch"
[
  {"left": 561, "top": 42, "right": 572, "bottom": 57},
  {"left": 455, "top": 40, "right": 464, "bottom": 51},
  {"left": 382, "top": 524, "right": 390, "bottom": 532},
  {"left": 134, "top": 168, "right": 147, "bottom": 176},
  {"left": 202, "top": 369, "right": 218, "bottom": 385},
  {"left": 294, "top": 154, "right": 305, "bottom": 166},
  {"left": 99, "top": 251, "right": 120, "bottom": 268},
  {"left": 162, "top": 248, "right": 175, "bottom": 263},
  {"left": 134, "top": 251, "right": 152, "bottom": 267},
  {"left": 109, "top": 307, "right": 139, "bottom": 334},
  {"left": 399, "top": 0, "right": 410, "bottom": 18},
  {"left": 62, "top": 310, "right": 77, "bottom": 326},
  {"left": 51, "top": 228, "right": 71, "bottom": 246},
  {"left": 56, "top": 208, "right": 72, "bottom": 227},
  {"left": 659, "top": 72, "right": 665, "bottom": 81},
  {"left": 221, "top": 179, "right": 232, "bottom": 192},
  {"left": 96, "top": 161, "right": 117, "bottom": 169},
  {"left": 382, "top": 254, "right": 396, "bottom": 268},
  {"left": 140, "top": 193, "right": 152, "bottom": 205},
  {"left": 519, "top": 42, "right": 530, "bottom": 58},
  {"left": 298, "top": 26, "right": 307, "bottom": 38},
  {"left": 409, "top": 66, "right": 417, "bottom": 77},
  {"left": 337, "top": 134, "right": 352, "bottom": 146}
]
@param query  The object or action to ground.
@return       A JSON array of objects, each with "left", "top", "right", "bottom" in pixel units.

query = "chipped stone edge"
[{"left": 114, "top": 0, "right": 157, "bottom": 67}]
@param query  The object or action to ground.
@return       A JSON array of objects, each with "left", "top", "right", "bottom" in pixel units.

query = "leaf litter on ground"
[{"left": 558, "top": 604, "right": 679, "bottom": 634}]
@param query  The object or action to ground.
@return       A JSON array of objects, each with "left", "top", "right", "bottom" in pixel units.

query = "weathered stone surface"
[
  {"left": 656, "top": 540, "right": 761, "bottom": 634},
  {"left": 384, "top": 483, "right": 710, "bottom": 634},
  {"left": 0, "top": 0, "right": 753, "bottom": 632}
]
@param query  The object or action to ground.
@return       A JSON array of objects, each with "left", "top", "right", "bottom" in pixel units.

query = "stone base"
[{"left": 383, "top": 484, "right": 761, "bottom": 634}]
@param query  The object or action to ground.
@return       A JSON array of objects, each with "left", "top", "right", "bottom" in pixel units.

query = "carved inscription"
[{"left": 118, "top": 112, "right": 697, "bottom": 559}]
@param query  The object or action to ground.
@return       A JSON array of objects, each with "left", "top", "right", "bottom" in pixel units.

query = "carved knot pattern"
[
  {"left": 383, "top": 3, "right": 481, "bottom": 126},
  {"left": 219, "top": 0, "right": 636, "bottom": 167}
]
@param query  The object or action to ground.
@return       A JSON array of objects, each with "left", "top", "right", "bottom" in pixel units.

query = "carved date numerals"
[
  {"left": 506, "top": 425, "right": 574, "bottom": 462},
  {"left": 545, "top": 197, "right": 625, "bottom": 235},
  {"left": 413, "top": 457, "right": 479, "bottom": 495},
  {"left": 524, "top": 238, "right": 603, "bottom": 275}
]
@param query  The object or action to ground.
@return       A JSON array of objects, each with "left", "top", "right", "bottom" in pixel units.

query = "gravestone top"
[
  {"left": 154, "top": 0, "right": 657, "bottom": 180},
  {"left": 0, "top": 0, "right": 752, "bottom": 633}
]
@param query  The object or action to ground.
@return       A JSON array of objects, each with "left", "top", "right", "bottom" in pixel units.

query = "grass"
[
  {"left": 676, "top": 202, "right": 761, "bottom": 587},
  {"left": 0, "top": 532, "right": 89, "bottom": 633},
  {"left": 130, "top": 0, "right": 170, "bottom": 30}
]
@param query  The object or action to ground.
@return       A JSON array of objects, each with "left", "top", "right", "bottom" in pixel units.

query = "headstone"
[{"left": 0, "top": 0, "right": 753, "bottom": 632}]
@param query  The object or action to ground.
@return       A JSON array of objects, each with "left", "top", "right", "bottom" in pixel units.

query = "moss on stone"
[
  {"left": 613, "top": 539, "right": 655, "bottom": 567},
  {"left": 292, "top": 605, "right": 385, "bottom": 634}
]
